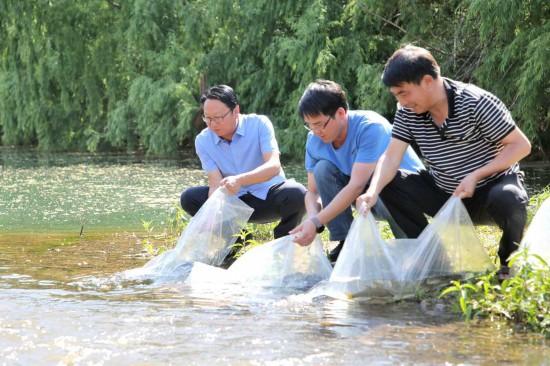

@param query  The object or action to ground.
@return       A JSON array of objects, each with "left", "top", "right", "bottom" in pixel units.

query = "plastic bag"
[
  {"left": 122, "top": 188, "right": 254, "bottom": 280},
  {"left": 310, "top": 197, "right": 494, "bottom": 300},
  {"left": 519, "top": 197, "right": 550, "bottom": 267},
  {"left": 186, "top": 235, "right": 332, "bottom": 290},
  {"left": 228, "top": 235, "right": 332, "bottom": 288}
]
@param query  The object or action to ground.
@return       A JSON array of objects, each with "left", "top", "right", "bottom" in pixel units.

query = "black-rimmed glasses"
[
  {"left": 304, "top": 115, "right": 332, "bottom": 132},
  {"left": 202, "top": 109, "right": 233, "bottom": 124}
]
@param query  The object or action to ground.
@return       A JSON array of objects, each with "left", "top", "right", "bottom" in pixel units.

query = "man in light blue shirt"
[
  {"left": 290, "top": 80, "right": 424, "bottom": 262},
  {"left": 181, "top": 85, "right": 306, "bottom": 241}
]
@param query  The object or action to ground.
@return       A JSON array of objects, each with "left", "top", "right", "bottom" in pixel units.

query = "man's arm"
[
  {"left": 221, "top": 151, "right": 281, "bottom": 195},
  {"left": 454, "top": 128, "right": 531, "bottom": 198},
  {"left": 304, "top": 172, "right": 322, "bottom": 217},
  {"left": 290, "top": 161, "right": 376, "bottom": 246},
  {"left": 356, "top": 138, "right": 409, "bottom": 211},
  {"left": 207, "top": 169, "right": 223, "bottom": 197}
]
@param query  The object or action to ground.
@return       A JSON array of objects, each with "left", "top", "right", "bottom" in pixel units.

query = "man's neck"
[
  {"left": 428, "top": 80, "right": 449, "bottom": 126},
  {"left": 332, "top": 117, "right": 348, "bottom": 148},
  {"left": 220, "top": 117, "right": 239, "bottom": 142}
]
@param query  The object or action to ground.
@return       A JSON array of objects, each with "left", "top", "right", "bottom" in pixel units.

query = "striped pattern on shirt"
[{"left": 392, "top": 78, "right": 517, "bottom": 194}]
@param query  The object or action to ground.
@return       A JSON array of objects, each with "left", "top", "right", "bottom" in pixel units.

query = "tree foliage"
[{"left": 0, "top": 0, "right": 548, "bottom": 158}]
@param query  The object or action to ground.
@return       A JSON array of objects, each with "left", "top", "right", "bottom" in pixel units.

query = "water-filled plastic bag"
[
  {"left": 122, "top": 188, "right": 253, "bottom": 280},
  {"left": 310, "top": 197, "right": 494, "bottom": 300},
  {"left": 519, "top": 197, "right": 550, "bottom": 267},
  {"left": 186, "top": 235, "right": 332, "bottom": 290}
]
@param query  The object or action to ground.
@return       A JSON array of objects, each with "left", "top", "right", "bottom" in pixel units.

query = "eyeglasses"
[
  {"left": 304, "top": 115, "right": 332, "bottom": 132},
  {"left": 202, "top": 109, "right": 233, "bottom": 124}
]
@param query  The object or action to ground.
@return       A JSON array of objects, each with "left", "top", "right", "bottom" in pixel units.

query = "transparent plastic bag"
[
  {"left": 122, "top": 188, "right": 253, "bottom": 280},
  {"left": 186, "top": 235, "right": 332, "bottom": 290},
  {"left": 310, "top": 197, "right": 494, "bottom": 300},
  {"left": 228, "top": 235, "right": 332, "bottom": 289},
  {"left": 519, "top": 197, "right": 550, "bottom": 267}
]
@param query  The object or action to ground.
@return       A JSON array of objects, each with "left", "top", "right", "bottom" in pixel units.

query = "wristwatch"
[{"left": 310, "top": 216, "right": 325, "bottom": 234}]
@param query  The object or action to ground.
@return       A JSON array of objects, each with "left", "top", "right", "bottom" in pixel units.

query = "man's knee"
[
  {"left": 286, "top": 183, "right": 307, "bottom": 202},
  {"left": 180, "top": 186, "right": 207, "bottom": 216},
  {"left": 486, "top": 182, "right": 528, "bottom": 227},
  {"left": 487, "top": 182, "right": 528, "bottom": 212},
  {"left": 312, "top": 160, "right": 340, "bottom": 184},
  {"left": 276, "top": 182, "right": 307, "bottom": 214},
  {"left": 180, "top": 188, "right": 194, "bottom": 214}
]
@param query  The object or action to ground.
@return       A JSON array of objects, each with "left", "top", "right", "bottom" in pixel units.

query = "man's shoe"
[
  {"left": 221, "top": 245, "right": 239, "bottom": 268},
  {"left": 497, "top": 265, "right": 511, "bottom": 282},
  {"left": 328, "top": 240, "right": 344, "bottom": 264}
]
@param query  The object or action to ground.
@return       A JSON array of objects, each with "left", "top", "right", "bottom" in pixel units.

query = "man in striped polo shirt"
[{"left": 357, "top": 45, "right": 531, "bottom": 279}]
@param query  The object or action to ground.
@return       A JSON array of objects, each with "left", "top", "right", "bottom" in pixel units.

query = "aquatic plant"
[
  {"left": 441, "top": 249, "right": 550, "bottom": 336},
  {"left": 139, "top": 203, "right": 189, "bottom": 256}
]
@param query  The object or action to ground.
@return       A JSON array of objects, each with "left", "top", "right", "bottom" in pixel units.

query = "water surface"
[{"left": 1, "top": 148, "right": 549, "bottom": 365}]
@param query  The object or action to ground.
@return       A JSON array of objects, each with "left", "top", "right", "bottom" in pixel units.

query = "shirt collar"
[
  {"left": 234, "top": 115, "right": 245, "bottom": 137},
  {"left": 443, "top": 78, "right": 456, "bottom": 119}
]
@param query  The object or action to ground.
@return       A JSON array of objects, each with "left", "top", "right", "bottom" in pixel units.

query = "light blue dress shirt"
[{"left": 195, "top": 113, "right": 285, "bottom": 200}]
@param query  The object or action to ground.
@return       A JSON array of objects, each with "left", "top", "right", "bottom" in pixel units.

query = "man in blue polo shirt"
[
  {"left": 180, "top": 84, "right": 306, "bottom": 243},
  {"left": 290, "top": 80, "right": 424, "bottom": 261}
]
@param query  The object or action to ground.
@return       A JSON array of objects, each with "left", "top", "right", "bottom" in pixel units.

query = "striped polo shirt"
[{"left": 392, "top": 78, "right": 518, "bottom": 193}]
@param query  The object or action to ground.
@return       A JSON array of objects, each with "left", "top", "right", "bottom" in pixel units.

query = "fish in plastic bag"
[
  {"left": 122, "top": 188, "right": 253, "bottom": 280},
  {"left": 185, "top": 235, "right": 333, "bottom": 291},
  {"left": 309, "top": 196, "right": 494, "bottom": 301}
]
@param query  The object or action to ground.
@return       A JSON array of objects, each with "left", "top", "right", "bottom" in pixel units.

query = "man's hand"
[
  {"left": 356, "top": 190, "right": 378, "bottom": 216},
  {"left": 453, "top": 172, "right": 479, "bottom": 198},
  {"left": 220, "top": 175, "right": 242, "bottom": 195},
  {"left": 289, "top": 219, "right": 317, "bottom": 246}
]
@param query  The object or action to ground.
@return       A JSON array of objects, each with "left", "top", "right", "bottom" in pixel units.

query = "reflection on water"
[
  {"left": 1, "top": 149, "right": 549, "bottom": 364},
  {"left": 1, "top": 148, "right": 547, "bottom": 233},
  {"left": 0, "top": 148, "right": 206, "bottom": 232},
  {"left": 523, "top": 162, "right": 550, "bottom": 195}
]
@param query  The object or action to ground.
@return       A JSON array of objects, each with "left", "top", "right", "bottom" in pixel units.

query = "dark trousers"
[
  {"left": 180, "top": 180, "right": 307, "bottom": 239},
  {"left": 379, "top": 170, "right": 528, "bottom": 266}
]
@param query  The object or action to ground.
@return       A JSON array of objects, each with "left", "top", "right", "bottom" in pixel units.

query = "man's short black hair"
[
  {"left": 382, "top": 45, "right": 440, "bottom": 87},
  {"left": 298, "top": 79, "right": 349, "bottom": 119},
  {"left": 200, "top": 84, "right": 239, "bottom": 109}
]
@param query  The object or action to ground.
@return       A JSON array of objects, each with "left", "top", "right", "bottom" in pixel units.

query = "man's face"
[
  {"left": 202, "top": 99, "right": 238, "bottom": 140},
  {"left": 389, "top": 78, "right": 432, "bottom": 114},
  {"left": 303, "top": 107, "right": 347, "bottom": 143},
  {"left": 303, "top": 113, "right": 337, "bottom": 143}
]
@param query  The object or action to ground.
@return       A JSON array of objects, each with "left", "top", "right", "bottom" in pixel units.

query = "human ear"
[
  {"left": 420, "top": 74, "right": 435, "bottom": 89},
  {"left": 335, "top": 106, "right": 347, "bottom": 119}
]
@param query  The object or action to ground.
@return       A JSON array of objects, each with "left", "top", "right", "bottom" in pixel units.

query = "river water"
[{"left": 1, "top": 148, "right": 549, "bottom": 365}]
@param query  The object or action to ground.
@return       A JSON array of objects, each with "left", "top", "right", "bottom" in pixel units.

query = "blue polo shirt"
[
  {"left": 195, "top": 113, "right": 285, "bottom": 200},
  {"left": 305, "top": 110, "right": 424, "bottom": 175}
]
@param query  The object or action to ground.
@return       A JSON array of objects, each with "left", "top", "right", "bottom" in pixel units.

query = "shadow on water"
[{"left": 1, "top": 148, "right": 549, "bottom": 364}]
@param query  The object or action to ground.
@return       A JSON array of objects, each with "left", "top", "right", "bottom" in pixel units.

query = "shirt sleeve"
[
  {"left": 195, "top": 135, "right": 218, "bottom": 173},
  {"left": 474, "top": 92, "right": 516, "bottom": 142},
  {"left": 391, "top": 109, "right": 414, "bottom": 144},
  {"left": 304, "top": 134, "right": 317, "bottom": 172},
  {"left": 258, "top": 115, "right": 280, "bottom": 155},
  {"left": 354, "top": 115, "right": 391, "bottom": 164}
]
